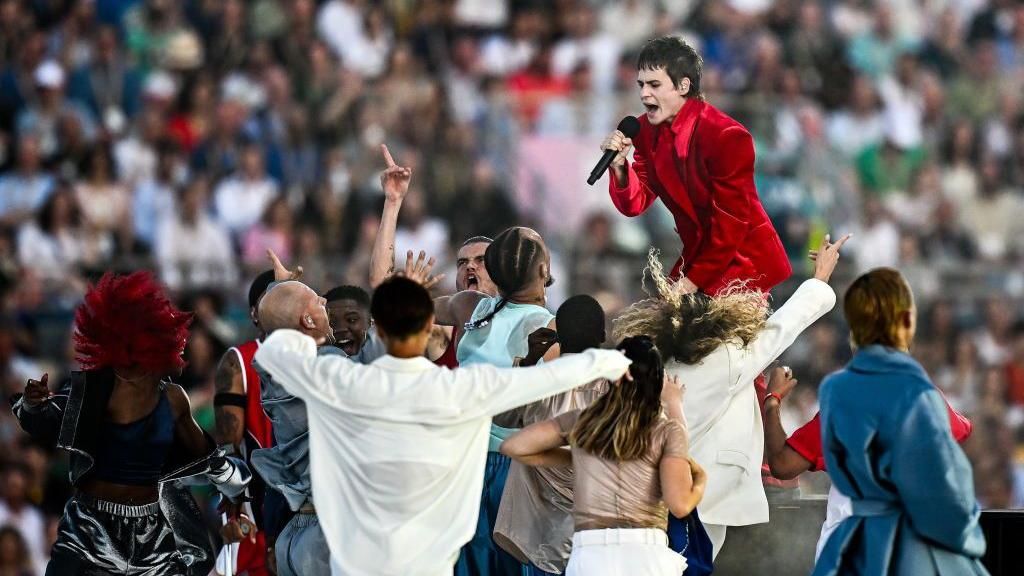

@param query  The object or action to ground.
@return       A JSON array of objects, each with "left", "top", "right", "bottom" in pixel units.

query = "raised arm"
[
  {"left": 763, "top": 366, "right": 816, "bottom": 480},
  {"left": 737, "top": 234, "right": 850, "bottom": 387},
  {"left": 369, "top": 144, "right": 412, "bottom": 289},
  {"left": 11, "top": 373, "right": 64, "bottom": 447}
]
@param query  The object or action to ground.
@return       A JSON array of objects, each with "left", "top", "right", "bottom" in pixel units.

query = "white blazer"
[{"left": 665, "top": 279, "right": 836, "bottom": 527}]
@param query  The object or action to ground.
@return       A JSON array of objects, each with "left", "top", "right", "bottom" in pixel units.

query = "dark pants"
[
  {"left": 455, "top": 452, "right": 522, "bottom": 576},
  {"left": 47, "top": 496, "right": 185, "bottom": 576}
]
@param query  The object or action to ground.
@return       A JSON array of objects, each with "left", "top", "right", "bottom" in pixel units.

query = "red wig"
[{"left": 74, "top": 271, "right": 193, "bottom": 374}]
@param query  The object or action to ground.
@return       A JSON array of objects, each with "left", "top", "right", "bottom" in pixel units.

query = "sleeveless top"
[
  {"left": 91, "top": 388, "right": 175, "bottom": 486},
  {"left": 457, "top": 297, "right": 554, "bottom": 451},
  {"left": 232, "top": 340, "right": 274, "bottom": 451},
  {"left": 434, "top": 326, "right": 460, "bottom": 369}
]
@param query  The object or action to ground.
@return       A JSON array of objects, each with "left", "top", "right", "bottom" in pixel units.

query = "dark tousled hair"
[
  {"left": 371, "top": 277, "right": 434, "bottom": 340},
  {"left": 465, "top": 227, "right": 548, "bottom": 331},
  {"left": 323, "top": 285, "right": 370, "bottom": 309},
  {"left": 637, "top": 36, "right": 704, "bottom": 100}
]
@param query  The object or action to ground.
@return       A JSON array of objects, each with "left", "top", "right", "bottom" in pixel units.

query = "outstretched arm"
[
  {"left": 500, "top": 419, "right": 571, "bottom": 468},
  {"left": 369, "top": 144, "right": 412, "bottom": 289},
  {"left": 763, "top": 367, "right": 816, "bottom": 479}
]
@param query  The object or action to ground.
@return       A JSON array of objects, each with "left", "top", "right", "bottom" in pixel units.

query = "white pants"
[
  {"left": 703, "top": 523, "right": 728, "bottom": 559},
  {"left": 565, "top": 528, "right": 686, "bottom": 576}
]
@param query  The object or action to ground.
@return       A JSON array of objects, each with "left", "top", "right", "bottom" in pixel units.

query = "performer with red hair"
[{"left": 11, "top": 271, "right": 251, "bottom": 576}]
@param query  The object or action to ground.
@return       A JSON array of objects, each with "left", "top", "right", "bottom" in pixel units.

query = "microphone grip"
[{"left": 587, "top": 149, "right": 619, "bottom": 186}]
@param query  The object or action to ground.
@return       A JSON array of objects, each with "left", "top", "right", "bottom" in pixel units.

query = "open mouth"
[
  {"left": 466, "top": 273, "right": 479, "bottom": 290},
  {"left": 337, "top": 338, "right": 358, "bottom": 355},
  {"left": 643, "top": 103, "right": 659, "bottom": 116}
]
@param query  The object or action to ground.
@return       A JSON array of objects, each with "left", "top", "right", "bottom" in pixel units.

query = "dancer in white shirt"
[
  {"left": 612, "top": 234, "right": 849, "bottom": 557},
  {"left": 253, "top": 276, "right": 632, "bottom": 576}
]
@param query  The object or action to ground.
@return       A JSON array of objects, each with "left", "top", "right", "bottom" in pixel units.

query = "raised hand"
[
  {"left": 766, "top": 365, "right": 798, "bottom": 401},
  {"left": 660, "top": 374, "right": 685, "bottom": 405},
  {"left": 600, "top": 130, "right": 634, "bottom": 169},
  {"left": 520, "top": 327, "right": 558, "bottom": 366},
  {"left": 809, "top": 233, "right": 852, "bottom": 283},
  {"left": 379, "top": 144, "right": 413, "bottom": 203},
  {"left": 267, "top": 248, "right": 303, "bottom": 282},
  {"left": 397, "top": 250, "right": 444, "bottom": 289},
  {"left": 24, "top": 373, "right": 50, "bottom": 407}
]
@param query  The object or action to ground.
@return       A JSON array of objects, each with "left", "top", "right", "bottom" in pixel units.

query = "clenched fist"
[{"left": 24, "top": 373, "right": 50, "bottom": 407}]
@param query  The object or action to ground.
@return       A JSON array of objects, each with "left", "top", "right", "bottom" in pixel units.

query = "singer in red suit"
[{"left": 602, "top": 37, "right": 791, "bottom": 295}]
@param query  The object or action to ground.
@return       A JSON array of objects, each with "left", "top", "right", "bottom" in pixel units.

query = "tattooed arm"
[{"left": 213, "top": 349, "right": 246, "bottom": 451}]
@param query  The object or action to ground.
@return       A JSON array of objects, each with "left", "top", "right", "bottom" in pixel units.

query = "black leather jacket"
[{"left": 10, "top": 368, "right": 228, "bottom": 575}]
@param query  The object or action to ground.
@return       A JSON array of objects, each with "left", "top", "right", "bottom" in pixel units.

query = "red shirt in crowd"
[{"left": 786, "top": 394, "right": 973, "bottom": 471}]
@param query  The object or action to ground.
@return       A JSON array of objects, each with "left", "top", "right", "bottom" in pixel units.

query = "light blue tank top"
[{"left": 457, "top": 297, "right": 554, "bottom": 451}]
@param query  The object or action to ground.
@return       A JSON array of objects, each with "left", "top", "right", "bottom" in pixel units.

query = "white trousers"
[
  {"left": 703, "top": 523, "right": 728, "bottom": 559},
  {"left": 565, "top": 528, "right": 686, "bottom": 576}
]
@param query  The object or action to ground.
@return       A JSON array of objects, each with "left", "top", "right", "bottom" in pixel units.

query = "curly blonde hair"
[{"left": 612, "top": 250, "right": 771, "bottom": 365}]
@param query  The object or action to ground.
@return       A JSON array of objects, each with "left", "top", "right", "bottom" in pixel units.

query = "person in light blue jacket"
[{"left": 815, "top": 267, "right": 988, "bottom": 576}]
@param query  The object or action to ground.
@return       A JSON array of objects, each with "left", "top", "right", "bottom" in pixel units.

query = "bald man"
[{"left": 249, "top": 281, "right": 338, "bottom": 576}]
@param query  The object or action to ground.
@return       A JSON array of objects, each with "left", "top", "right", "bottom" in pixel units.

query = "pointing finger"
[
  {"left": 381, "top": 144, "right": 396, "bottom": 168},
  {"left": 832, "top": 233, "right": 853, "bottom": 251}
]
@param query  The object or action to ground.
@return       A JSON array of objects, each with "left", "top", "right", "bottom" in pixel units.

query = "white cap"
[
  {"left": 144, "top": 70, "right": 178, "bottom": 101},
  {"left": 34, "top": 60, "right": 65, "bottom": 88}
]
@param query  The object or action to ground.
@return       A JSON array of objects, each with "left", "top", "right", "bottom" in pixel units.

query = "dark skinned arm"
[{"left": 213, "top": 350, "right": 245, "bottom": 452}]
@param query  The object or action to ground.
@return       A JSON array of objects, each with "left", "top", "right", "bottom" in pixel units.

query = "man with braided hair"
[{"left": 12, "top": 272, "right": 251, "bottom": 575}]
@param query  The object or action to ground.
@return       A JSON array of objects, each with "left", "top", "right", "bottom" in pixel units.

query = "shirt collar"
[
  {"left": 371, "top": 354, "right": 438, "bottom": 372},
  {"left": 664, "top": 98, "right": 701, "bottom": 136}
]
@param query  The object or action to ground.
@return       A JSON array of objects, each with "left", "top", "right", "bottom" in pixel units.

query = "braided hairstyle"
[{"left": 464, "top": 227, "right": 549, "bottom": 331}]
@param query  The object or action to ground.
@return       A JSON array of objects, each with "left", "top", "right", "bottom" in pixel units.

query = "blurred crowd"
[{"left": 0, "top": 0, "right": 1023, "bottom": 573}]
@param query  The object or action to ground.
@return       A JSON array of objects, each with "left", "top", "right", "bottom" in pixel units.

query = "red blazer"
[{"left": 609, "top": 98, "right": 791, "bottom": 294}]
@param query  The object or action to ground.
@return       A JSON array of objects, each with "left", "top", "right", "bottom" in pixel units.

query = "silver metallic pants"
[{"left": 46, "top": 495, "right": 186, "bottom": 576}]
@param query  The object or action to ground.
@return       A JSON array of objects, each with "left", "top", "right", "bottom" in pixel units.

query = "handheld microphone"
[{"left": 587, "top": 116, "right": 641, "bottom": 186}]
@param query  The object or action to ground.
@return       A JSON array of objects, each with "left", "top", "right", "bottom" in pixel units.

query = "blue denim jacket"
[{"left": 251, "top": 333, "right": 386, "bottom": 511}]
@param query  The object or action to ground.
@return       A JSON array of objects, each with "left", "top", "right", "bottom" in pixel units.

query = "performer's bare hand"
[
  {"left": 267, "top": 248, "right": 303, "bottom": 282},
  {"left": 521, "top": 327, "right": 558, "bottom": 366},
  {"left": 221, "top": 513, "right": 257, "bottom": 545},
  {"left": 397, "top": 250, "right": 444, "bottom": 289},
  {"left": 660, "top": 374, "right": 685, "bottom": 405},
  {"left": 380, "top": 144, "right": 413, "bottom": 203},
  {"left": 810, "top": 233, "right": 852, "bottom": 283},
  {"left": 767, "top": 365, "right": 797, "bottom": 401},
  {"left": 601, "top": 130, "right": 634, "bottom": 169},
  {"left": 24, "top": 373, "right": 50, "bottom": 407}
]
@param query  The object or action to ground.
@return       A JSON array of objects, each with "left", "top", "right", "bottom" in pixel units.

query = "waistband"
[
  {"left": 288, "top": 512, "right": 321, "bottom": 528},
  {"left": 851, "top": 499, "right": 899, "bottom": 517},
  {"left": 74, "top": 494, "right": 161, "bottom": 518},
  {"left": 572, "top": 528, "right": 668, "bottom": 548}
]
